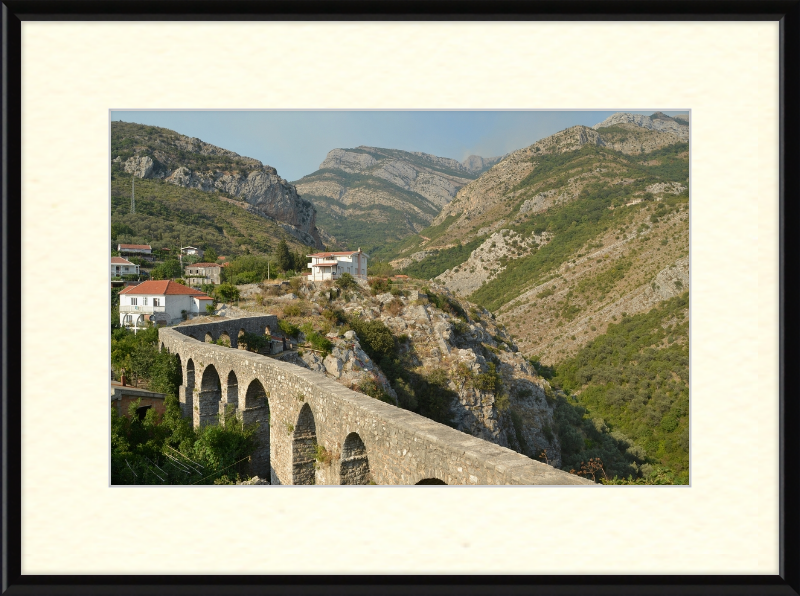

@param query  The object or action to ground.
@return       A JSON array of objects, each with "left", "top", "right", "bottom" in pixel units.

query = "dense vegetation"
[
  {"left": 548, "top": 293, "right": 690, "bottom": 484},
  {"left": 468, "top": 143, "right": 688, "bottom": 310},
  {"left": 402, "top": 236, "right": 486, "bottom": 280},
  {"left": 110, "top": 326, "right": 258, "bottom": 484}
]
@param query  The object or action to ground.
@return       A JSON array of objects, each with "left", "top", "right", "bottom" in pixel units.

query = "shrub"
[
  {"left": 385, "top": 298, "right": 404, "bottom": 316},
  {"left": 238, "top": 331, "right": 269, "bottom": 353},
  {"left": 283, "top": 303, "right": 302, "bottom": 317},
  {"left": 278, "top": 319, "right": 300, "bottom": 338},
  {"left": 368, "top": 277, "right": 390, "bottom": 295},
  {"left": 306, "top": 331, "right": 333, "bottom": 356},
  {"left": 335, "top": 272, "right": 357, "bottom": 290},
  {"left": 205, "top": 303, "right": 215, "bottom": 316},
  {"left": 215, "top": 283, "right": 240, "bottom": 303},
  {"left": 357, "top": 377, "right": 395, "bottom": 404}
]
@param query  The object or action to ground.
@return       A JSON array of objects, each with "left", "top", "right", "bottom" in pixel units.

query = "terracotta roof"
[
  {"left": 119, "top": 280, "right": 207, "bottom": 296},
  {"left": 118, "top": 244, "right": 151, "bottom": 250},
  {"left": 111, "top": 257, "right": 135, "bottom": 265},
  {"left": 307, "top": 251, "right": 360, "bottom": 257},
  {"left": 311, "top": 262, "right": 338, "bottom": 267},
  {"left": 187, "top": 263, "right": 221, "bottom": 268}
]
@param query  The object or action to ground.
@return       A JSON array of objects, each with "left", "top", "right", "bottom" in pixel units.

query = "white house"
[
  {"left": 111, "top": 256, "right": 140, "bottom": 277},
  {"left": 181, "top": 246, "right": 204, "bottom": 258},
  {"left": 307, "top": 249, "right": 368, "bottom": 281},
  {"left": 119, "top": 280, "right": 213, "bottom": 330},
  {"left": 118, "top": 243, "right": 152, "bottom": 255}
]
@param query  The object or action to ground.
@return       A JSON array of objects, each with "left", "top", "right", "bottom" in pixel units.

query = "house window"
[
  {"left": 130, "top": 298, "right": 138, "bottom": 306},
  {"left": 143, "top": 297, "right": 148, "bottom": 306},
  {"left": 153, "top": 298, "right": 160, "bottom": 307}
]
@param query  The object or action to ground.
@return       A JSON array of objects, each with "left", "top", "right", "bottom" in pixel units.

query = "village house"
[
  {"left": 181, "top": 246, "right": 204, "bottom": 258},
  {"left": 184, "top": 262, "right": 222, "bottom": 287},
  {"left": 307, "top": 249, "right": 368, "bottom": 282},
  {"left": 118, "top": 243, "right": 153, "bottom": 259},
  {"left": 119, "top": 280, "right": 213, "bottom": 330},
  {"left": 110, "top": 379, "right": 166, "bottom": 420},
  {"left": 111, "top": 256, "right": 140, "bottom": 277}
]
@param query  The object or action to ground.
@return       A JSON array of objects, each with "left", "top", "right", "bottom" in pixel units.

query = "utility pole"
[{"left": 131, "top": 175, "right": 136, "bottom": 214}]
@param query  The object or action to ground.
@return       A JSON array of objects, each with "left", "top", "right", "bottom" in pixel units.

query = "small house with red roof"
[
  {"left": 307, "top": 248, "right": 367, "bottom": 282},
  {"left": 185, "top": 262, "right": 222, "bottom": 286},
  {"left": 119, "top": 280, "right": 213, "bottom": 330},
  {"left": 111, "top": 256, "right": 140, "bottom": 277},
  {"left": 118, "top": 243, "right": 153, "bottom": 262}
]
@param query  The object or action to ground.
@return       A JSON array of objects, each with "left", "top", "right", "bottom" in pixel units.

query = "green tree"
[
  {"left": 204, "top": 247, "right": 218, "bottom": 263},
  {"left": 151, "top": 259, "right": 182, "bottom": 280},
  {"left": 215, "top": 283, "right": 240, "bottom": 303},
  {"left": 335, "top": 272, "right": 357, "bottom": 290},
  {"left": 276, "top": 239, "right": 293, "bottom": 272}
]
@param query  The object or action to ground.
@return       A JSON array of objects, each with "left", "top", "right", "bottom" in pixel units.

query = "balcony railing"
[{"left": 119, "top": 304, "right": 166, "bottom": 314}]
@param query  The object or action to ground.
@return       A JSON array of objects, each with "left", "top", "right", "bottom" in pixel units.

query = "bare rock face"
[
  {"left": 593, "top": 112, "right": 689, "bottom": 140},
  {"left": 319, "top": 149, "right": 378, "bottom": 173},
  {"left": 123, "top": 155, "right": 155, "bottom": 178},
  {"left": 462, "top": 154, "right": 503, "bottom": 174},
  {"left": 112, "top": 124, "right": 323, "bottom": 248}
]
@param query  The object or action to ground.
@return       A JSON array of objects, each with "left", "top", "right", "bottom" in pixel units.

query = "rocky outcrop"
[
  {"left": 593, "top": 112, "right": 689, "bottom": 140},
  {"left": 282, "top": 280, "right": 562, "bottom": 465},
  {"left": 111, "top": 122, "right": 323, "bottom": 248},
  {"left": 462, "top": 154, "right": 503, "bottom": 174},
  {"left": 123, "top": 155, "right": 156, "bottom": 179}
]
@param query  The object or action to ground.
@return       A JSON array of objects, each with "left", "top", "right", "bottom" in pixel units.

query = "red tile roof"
[
  {"left": 120, "top": 280, "right": 207, "bottom": 296},
  {"left": 189, "top": 263, "right": 221, "bottom": 268},
  {"left": 118, "top": 244, "right": 151, "bottom": 250},
  {"left": 111, "top": 257, "right": 135, "bottom": 265}
]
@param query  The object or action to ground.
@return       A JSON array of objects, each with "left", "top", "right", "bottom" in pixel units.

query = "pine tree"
[{"left": 276, "top": 239, "right": 292, "bottom": 272}]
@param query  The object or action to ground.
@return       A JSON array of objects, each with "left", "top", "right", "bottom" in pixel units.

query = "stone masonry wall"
[{"left": 159, "top": 317, "right": 592, "bottom": 486}]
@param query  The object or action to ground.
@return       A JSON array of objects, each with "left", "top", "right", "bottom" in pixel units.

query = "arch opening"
[
  {"left": 292, "top": 403, "right": 317, "bottom": 485},
  {"left": 340, "top": 432, "right": 370, "bottom": 485},
  {"left": 243, "top": 379, "right": 270, "bottom": 480},
  {"left": 205, "top": 332, "right": 214, "bottom": 343},
  {"left": 197, "top": 364, "right": 221, "bottom": 427},
  {"left": 237, "top": 328, "right": 247, "bottom": 350},
  {"left": 416, "top": 478, "right": 447, "bottom": 485},
  {"left": 218, "top": 331, "right": 231, "bottom": 347}
]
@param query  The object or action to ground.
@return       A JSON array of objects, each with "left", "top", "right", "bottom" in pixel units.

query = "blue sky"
[{"left": 110, "top": 110, "right": 688, "bottom": 182}]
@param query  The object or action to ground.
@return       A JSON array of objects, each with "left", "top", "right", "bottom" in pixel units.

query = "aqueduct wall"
[{"left": 159, "top": 316, "right": 592, "bottom": 486}]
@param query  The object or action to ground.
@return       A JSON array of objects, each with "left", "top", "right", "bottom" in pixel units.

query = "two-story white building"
[
  {"left": 111, "top": 256, "right": 140, "bottom": 277},
  {"left": 307, "top": 249, "right": 368, "bottom": 281},
  {"left": 119, "top": 280, "right": 213, "bottom": 330}
]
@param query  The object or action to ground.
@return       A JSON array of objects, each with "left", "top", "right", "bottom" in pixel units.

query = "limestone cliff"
[
  {"left": 256, "top": 280, "right": 564, "bottom": 467},
  {"left": 294, "top": 146, "right": 490, "bottom": 252},
  {"left": 111, "top": 121, "right": 323, "bottom": 249}
]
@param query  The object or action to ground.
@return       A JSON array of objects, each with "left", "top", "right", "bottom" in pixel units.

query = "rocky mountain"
[
  {"left": 111, "top": 122, "right": 323, "bottom": 248},
  {"left": 231, "top": 278, "right": 570, "bottom": 469},
  {"left": 388, "top": 112, "right": 690, "bottom": 361},
  {"left": 293, "top": 147, "right": 498, "bottom": 254},
  {"left": 462, "top": 154, "right": 504, "bottom": 174}
]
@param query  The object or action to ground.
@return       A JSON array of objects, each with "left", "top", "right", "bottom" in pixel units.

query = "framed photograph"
[{"left": 4, "top": 2, "right": 795, "bottom": 593}]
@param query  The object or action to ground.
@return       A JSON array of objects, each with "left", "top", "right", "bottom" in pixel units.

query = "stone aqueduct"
[{"left": 159, "top": 315, "right": 592, "bottom": 486}]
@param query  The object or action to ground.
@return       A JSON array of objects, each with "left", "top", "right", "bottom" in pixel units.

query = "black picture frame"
[{"left": 2, "top": 2, "right": 797, "bottom": 595}]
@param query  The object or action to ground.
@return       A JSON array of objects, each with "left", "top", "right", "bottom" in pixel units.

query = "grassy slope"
[
  {"left": 551, "top": 292, "right": 690, "bottom": 484},
  {"left": 111, "top": 166, "right": 312, "bottom": 256}
]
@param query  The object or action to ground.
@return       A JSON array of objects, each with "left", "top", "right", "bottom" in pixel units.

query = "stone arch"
[
  {"left": 205, "top": 332, "right": 214, "bottom": 343},
  {"left": 197, "top": 365, "right": 221, "bottom": 427},
  {"left": 292, "top": 403, "right": 317, "bottom": 485},
  {"left": 340, "top": 432, "right": 370, "bottom": 485},
  {"left": 243, "top": 379, "right": 271, "bottom": 480},
  {"left": 185, "top": 358, "right": 195, "bottom": 390},
  {"left": 225, "top": 370, "right": 239, "bottom": 405},
  {"left": 416, "top": 478, "right": 447, "bottom": 485},
  {"left": 175, "top": 353, "right": 183, "bottom": 385},
  {"left": 218, "top": 331, "right": 231, "bottom": 347}
]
